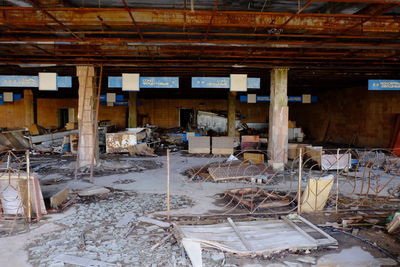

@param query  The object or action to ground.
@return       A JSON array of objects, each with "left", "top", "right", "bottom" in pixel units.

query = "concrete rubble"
[{"left": 0, "top": 150, "right": 399, "bottom": 267}]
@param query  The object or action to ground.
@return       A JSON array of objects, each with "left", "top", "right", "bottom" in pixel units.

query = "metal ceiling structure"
[{"left": 0, "top": 0, "right": 399, "bottom": 77}]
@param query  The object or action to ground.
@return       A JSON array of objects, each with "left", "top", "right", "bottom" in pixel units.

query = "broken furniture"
[
  {"left": 300, "top": 175, "right": 334, "bottom": 213},
  {"left": 243, "top": 152, "right": 264, "bottom": 164},
  {"left": 0, "top": 130, "right": 31, "bottom": 151},
  {"left": 224, "top": 187, "right": 294, "bottom": 212},
  {"left": 305, "top": 146, "right": 352, "bottom": 171},
  {"left": 208, "top": 163, "right": 269, "bottom": 181},
  {"left": 29, "top": 129, "right": 78, "bottom": 153},
  {"left": 240, "top": 135, "right": 259, "bottom": 150},
  {"left": 106, "top": 128, "right": 150, "bottom": 153},
  {"left": 0, "top": 172, "right": 47, "bottom": 220},
  {"left": 188, "top": 136, "right": 210, "bottom": 154},
  {"left": 173, "top": 214, "right": 337, "bottom": 267},
  {"left": 211, "top": 137, "right": 234, "bottom": 155}
]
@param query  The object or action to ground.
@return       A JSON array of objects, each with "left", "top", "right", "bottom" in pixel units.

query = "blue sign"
[
  {"left": 368, "top": 80, "right": 400, "bottom": 90},
  {"left": 192, "top": 77, "right": 260, "bottom": 89},
  {"left": 240, "top": 95, "right": 317, "bottom": 103},
  {"left": 100, "top": 94, "right": 125, "bottom": 102},
  {"left": 0, "top": 93, "right": 22, "bottom": 105},
  {"left": 108, "top": 77, "right": 179, "bottom": 88},
  {"left": 0, "top": 75, "right": 72, "bottom": 88}
]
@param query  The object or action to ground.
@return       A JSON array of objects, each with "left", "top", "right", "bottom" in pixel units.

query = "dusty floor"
[{"left": 0, "top": 153, "right": 399, "bottom": 267}]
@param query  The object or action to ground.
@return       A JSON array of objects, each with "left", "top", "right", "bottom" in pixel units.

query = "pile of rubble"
[
  {"left": 34, "top": 157, "right": 163, "bottom": 178},
  {"left": 27, "top": 192, "right": 193, "bottom": 267}
]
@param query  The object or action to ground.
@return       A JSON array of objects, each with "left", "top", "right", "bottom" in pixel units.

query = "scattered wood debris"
[
  {"left": 208, "top": 163, "right": 269, "bottom": 181},
  {"left": 173, "top": 214, "right": 337, "bottom": 267},
  {"left": 223, "top": 187, "right": 294, "bottom": 211},
  {"left": 138, "top": 216, "right": 171, "bottom": 228}
]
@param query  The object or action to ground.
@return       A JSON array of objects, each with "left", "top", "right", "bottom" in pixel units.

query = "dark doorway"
[
  {"left": 179, "top": 108, "right": 194, "bottom": 129},
  {"left": 58, "top": 108, "right": 69, "bottom": 129}
]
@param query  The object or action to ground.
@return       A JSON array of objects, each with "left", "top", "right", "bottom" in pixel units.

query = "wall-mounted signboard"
[
  {"left": 108, "top": 77, "right": 179, "bottom": 88},
  {"left": 192, "top": 77, "right": 260, "bottom": 89},
  {"left": 239, "top": 95, "right": 317, "bottom": 103},
  {"left": 368, "top": 80, "right": 400, "bottom": 90},
  {"left": 0, "top": 75, "right": 72, "bottom": 88}
]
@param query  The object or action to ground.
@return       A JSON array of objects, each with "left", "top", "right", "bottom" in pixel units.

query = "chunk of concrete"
[{"left": 77, "top": 186, "right": 110, "bottom": 197}]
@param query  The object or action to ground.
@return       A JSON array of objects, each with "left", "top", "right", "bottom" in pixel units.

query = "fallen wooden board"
[
  {"left": 174, "top": 214, "right": 337, "bottom": 266},
  {"left": 301, "top": 175, "right": 334, "bottom": 213},
  {"left": 50, "top": 188, "right": 69, "bottom": 208},
  {"left": 30, "top": 130, "right": 78, "bottom": 144},
  {"left": 208, "top": 164, "right": 269, "bottom": 181},
  {"left": 138, "top": 216, "right": 171, "bottom": 228}
]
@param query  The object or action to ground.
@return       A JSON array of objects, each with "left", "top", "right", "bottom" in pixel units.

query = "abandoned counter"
[{"left": 0, "top": 1, "right": 400, "bottom": 267}]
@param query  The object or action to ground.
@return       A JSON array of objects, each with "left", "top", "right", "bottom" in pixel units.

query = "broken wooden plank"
[
  {"left": 227, "top": 217, "right": 253, "bottom": 251},
  {"left": 150, "top": 233, "right": 173, "bottom": 251},
  {"left": 50, "top": 188, "right": 69, "bottom": 208},
  {"left": 138, "top": 216, "right": 171, "bottom": 228},
  {"left": 300, "top": 175, "right": 334, "bottom": 213},
  {"left": 174, "top": 215, "right": 337, "bottom": 257},
  {"left": 182, "top": 239, "right": 203, "bottom": 267},
  {"left": 30, "top": 130, "right": 78, "bottom": 144}
]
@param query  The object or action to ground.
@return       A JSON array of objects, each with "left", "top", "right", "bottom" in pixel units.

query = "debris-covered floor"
[{"left": 0, "top": 153, "right": 399, "bottom": 267}]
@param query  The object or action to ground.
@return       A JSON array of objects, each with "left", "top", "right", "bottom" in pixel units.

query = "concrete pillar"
[
  {"left": 128, "top": 92, "right": 137, "bottom": 128},
  {"left": 76, "top": 65, "right": 98, "bottom": 168},
  {"left": 227, "top": 91, "right": 236, "bottom": 137},
  {"left": 23, "top": 90, "right": 34, "bottom": 128},
  {"left": 268, "top": 68, "right": 289, "bottom": 169}
]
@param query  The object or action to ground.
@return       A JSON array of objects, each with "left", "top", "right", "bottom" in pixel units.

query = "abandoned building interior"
[{"left": 0, "top": 0, "right": 400, "bottom": 266}]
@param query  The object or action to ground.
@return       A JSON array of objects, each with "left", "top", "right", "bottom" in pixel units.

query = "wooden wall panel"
[
  {"left": 37, "top": 98, "right": 78, "bottom": 129},
  {"left": 290, "top": 87, "right": 400, "bottom": 148},
  {"left": 98, "top": 105, "right": 127, "bottom": 129},
  {"left": 0, "top": 99, "right": 25, "bottom": 129}
]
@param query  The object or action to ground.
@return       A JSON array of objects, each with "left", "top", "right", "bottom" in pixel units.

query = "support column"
[
  {"left": 128, "top": 92, "right": 137, "bottom": 128},
  {"left": 23, "top": 89, "right": 34, "bottom": 128},
  {"left": 76, "top": 66, "right": 98, "bottom": 168},
  {"left": 227, "top": 91, "right": 236, "bottom": 137},
  {"left": 268, "top": 68, "right": 289, "bottom": 169}
]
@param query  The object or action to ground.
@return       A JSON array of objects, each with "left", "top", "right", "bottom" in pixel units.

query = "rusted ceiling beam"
[
  {"left": 1, "top": 37, "right": 398, "bottom": 50},
  {"left": 281, "top": 0, "right": 314, "bottom": 27},
  {"left": 2, "top": 52, "right": 395, "bottom": 62},
  {"left": 0, "top": 8, "right": 398, "bottom": 34},
  {"left": 24, "top": 0, "right": 109, "bottom": 60},
  {"left": 121, "top": 0, "right": 143, "bottom": 40},
  {"left": 0, "top": 57, "right": 398, "bottom": 68},
  {"left": 3, "top": 29, "right": 396, "bottom": 40}
]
